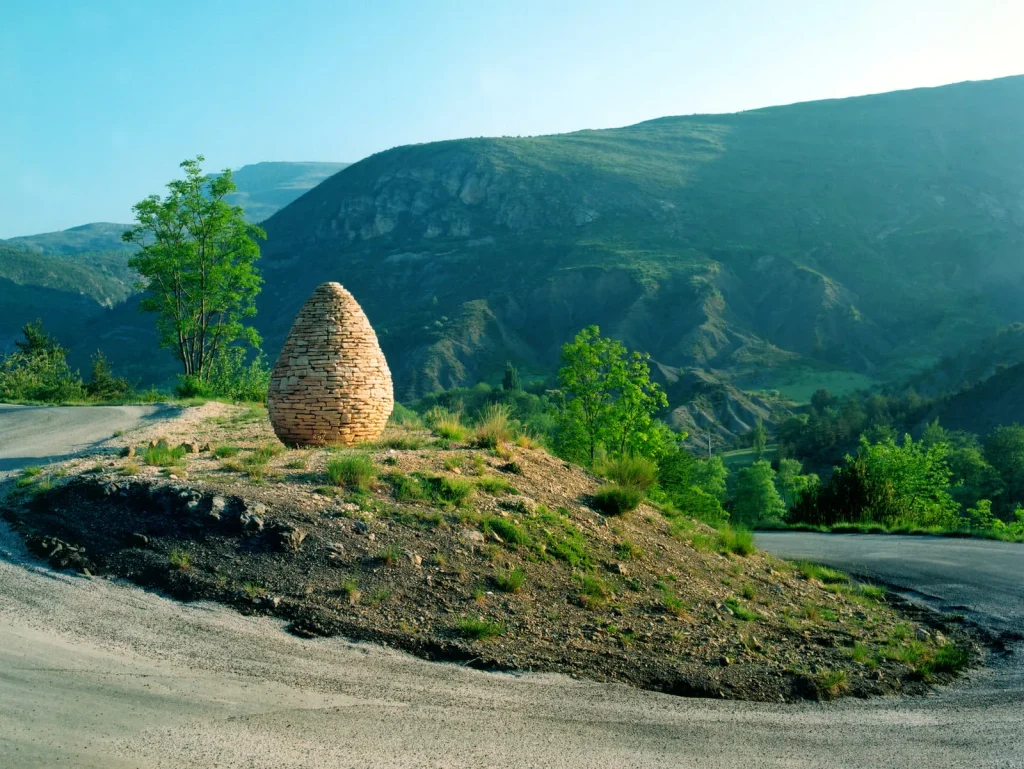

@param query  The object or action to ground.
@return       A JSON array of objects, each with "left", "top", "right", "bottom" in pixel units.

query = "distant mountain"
[
  {"left": 1, "top": 161, "right": 347, "bottom": 359},
  {"left": 19, "top": 77, "right": 1024, "bottom": 443},
  {"left": 241, "top": 76, "right": 1024, "bottom": 410},
  {"left": 221, "top": 161, "right": 350, "bottom": 223}
]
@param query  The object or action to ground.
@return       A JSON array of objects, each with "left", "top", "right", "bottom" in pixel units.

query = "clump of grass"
[
  {"left": 85, "top": 463, "right": 105, "bottom": 474},
  {"left": 815, "top": 669, "right": 848, "bottom": 699},
  {"left": 688, "top": 532, "right": 716, "bottom": 552},
  {"left": 597, "top": 455, "right": 658, "bottom": 495},
  {"left": 476, "top": 475, "right": 515, "bottom": 495},
  {"left": 121, "top": 460, "right": 141, "bottom": 476},
  {"left": 661, "top": 589, "right": 690, "bottom": 618},
  {"left": 802, "top": 603, "right": 821, "bottom": 622},
  {"left": 926, "top": 642, "right": 971, "bottom": 676},
  {"left": 483, "top": 516, "right": 529, "bottom": 547},
  {"left": 213, "top": 445, "right": 241, "bottom": 458},
  {"left": 514, "top": 433, "right": 542, "bottom": 450},
  {"left": 615, "top": 539, "right": 643, "bottom": 560},
  {"left": 592, "top": 483, "right": 643, "bottom": 515},
  {"left": 144, "top": 444, "right": 186, "bottom": 467},
  {"left": 340, "top": 579, "right": 361, "bottom": 604},
  {"left": 715, "top": 525, "right": 755, "bottom": 556},
  {"left": 425, "top": 407, "right": 468, "bottom": 442},
  {"left": 443, "top": 456, "right": 465, "bottom": 472},
  {"left": 376, "top": 434, "right": 428, "bottom": 451},
  {"left": 797, "top": 562, "right": 848, "bottom": 584},
  {"left": 422, "top": 474, "right": 475, "bottom": 507},
  {"left": 241, "top": 581, "right": 264, "bottom": 598},
  {"left": 493, "top": 567, "right": 525, "bottom": 593},
  {"left": 456, "top": 617, "right": 505, "bottom": 640},
  {"left": 741, "top": 583, "right": 757, "bottom": 600},
  {"left": 249, "top": 443, "right": 285, "bottom": 463},
  {"left": 368, "top": 588, "right": 393, "bottom": 605},
  {"left": 168, "top": 548, "right": 192, "bottom": 570},
  {"left": 379, "top": 545, "right": 402, "bottom": 565},
  {"left": 220, "top": 458, "right": 245, "bottom": 473},
  {"left": 283, "top": 455, "right": 308, "bottom": 470},
  {"left": 474, "top": 404, "right": 514, "bottom": 449},
  {"left": 857, "top": 583, "right": 887, "bottom": 601},
  {"left": 577, "top": 574, "right": 611, "bottom": 609},
  {"left": 849, "top": 642, "right": 873, "bottom": 665},
  {"left": 21, "top": 466, "right": 43, "bottom": 478},
  {"left": 326, "top": 454, "right": 377, "bottom": 491},
  {"left": 725, "top": 597, "right": 762, "bottom": 622},
  {"left": 387, "top": 471, "right": 427, "bottom": 502}
]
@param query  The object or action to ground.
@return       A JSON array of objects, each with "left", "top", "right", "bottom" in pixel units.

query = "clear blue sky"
[{"left": 2, "top": 0, "right": 1022, "bottom": 238}]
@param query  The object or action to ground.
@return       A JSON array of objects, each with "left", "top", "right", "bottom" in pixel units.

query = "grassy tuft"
[
  {"left": 474, "top": 403, "right": 514, "bottom": 449},
  {"left": 425, "top": 407, "right": 468, "bottom": 442},
  {"left": 213, "top": 445, "right": 240, "bottom": 458},
  {"left": 326, "top": 454, "right": 377, "bottom": 491},
  {"left": 716, "top": 525, "right": 756, "bottom": 556},
  {"left": 144, "top": 444, "right": 186, "bottom": 467},
  {"left": 493, "top": 567, "right": 526, "bottom": 593},
  {"left": 456, "top": 617, "right": 505, "bottom": 640},
  {"left": 168, "top": 548, "right": 192, "bottom": 570},
  {"left": 577, "top": 574, "right": 611, "bottom": 609}
]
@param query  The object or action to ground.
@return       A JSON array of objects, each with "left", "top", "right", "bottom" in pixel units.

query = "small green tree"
[
  {"left": 691, "top": 455, "right": 729, "bottom": 503},
  {"left": 984, "top": 425, "right": 1024, "bottom": 514},
  {"left": 748, "top": 416, "right": 768, "bottom": 459},
  {"left": 85, "top": 351, "right": 132, "bottom": 400},
  {"left": 124, "top": 156, "right": 265, "bottom": 384},
  {"left": 608, "top": 350, "right": 668, "bottom": 457},
  {"left": 0, "top": 320, "right": 84, "bottom": 403},
  {"left": 502, "top": 361, "right": 522, "bottom": 392},
  {"left": 776, "top": 457, "right": 817, "bottom": 508},
  {"left": 554, "top": 326, "right": 666, "bottom": 463},
  {"left": 732, "top": 460, "right": 786, "bottom": 524}
]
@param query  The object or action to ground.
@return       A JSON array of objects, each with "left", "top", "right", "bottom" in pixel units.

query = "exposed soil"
[{"left": 2, "top": 403, "right": 982, "bottom": 702}]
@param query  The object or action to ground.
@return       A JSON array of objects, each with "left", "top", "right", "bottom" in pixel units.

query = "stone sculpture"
[{"left": 268, "top": 282, "right": 393, "bottom": 446}]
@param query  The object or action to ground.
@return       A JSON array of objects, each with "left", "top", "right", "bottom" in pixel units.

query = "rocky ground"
[{"left": 1, "top": 403, "right": 980, "bottom": 702}]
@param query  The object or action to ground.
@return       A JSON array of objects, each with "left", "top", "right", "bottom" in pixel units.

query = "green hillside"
[
  {"left": 16, "top": 77, "right": 1024, "bottom": 439},
  {"left": 243, "top": 76, "right": 1024, "bottom": 406},
  {"left": 222, "top": 161, "right": 349, "bottom": 222}
]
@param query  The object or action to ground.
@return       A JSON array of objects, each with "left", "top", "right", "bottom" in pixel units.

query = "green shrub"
[
  {"left": 455, "top": 617, "right": 505, "bottom": 640},
  {"left": 599, "top": 455, "right": 658, "bottom": 494},
  {"left": 493, "top": 567, "right": 525, "bottom": 593},
  {"left": 387, "top": 472, "right": 427, "bottom": 501},
  {"left": 474, "top": 403, "right": 514, "bottom": 449},
  {"left": 326, "top": 454, "right": 377, "bottom": 491},
  {"left": 213, "top": 445, "right": 240, "bottom": 458},
  {"left": 592, "top": 483, "right": 643, "bottom": 515}
]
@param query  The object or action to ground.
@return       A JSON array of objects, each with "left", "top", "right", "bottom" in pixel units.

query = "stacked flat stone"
[{"left": 268, "top": 282, "right": 394, "bottom": 447}]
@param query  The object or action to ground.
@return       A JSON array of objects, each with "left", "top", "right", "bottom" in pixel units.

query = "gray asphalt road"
[
  {"left": 1, "top": 408, "right": 1022, "bottom": 768},
  {"left": 756, "top": 532, "right": 1024, "bottom": 638},
  {"left": 0, "top": 403, "right": 171, "bottom": 477}
]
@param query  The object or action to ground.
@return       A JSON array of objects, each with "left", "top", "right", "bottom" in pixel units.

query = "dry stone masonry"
[{"left": 268, "top": 282, "right": 394, "bottom": 446}]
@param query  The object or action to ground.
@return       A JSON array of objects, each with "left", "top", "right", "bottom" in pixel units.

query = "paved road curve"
[
  {"left": 0, "top": 403, "right": 171, "bottom": 477},
  {"left": 756, "top": 532, "right": 1024, "bottom": 637},
  {"left": 1, "top": 407, "right": 1022, "bottom": 768}
]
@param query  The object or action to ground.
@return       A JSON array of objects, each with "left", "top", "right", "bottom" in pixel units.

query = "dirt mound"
[{"left": 2, "top": 405, "right": 977, "bottom": 702}]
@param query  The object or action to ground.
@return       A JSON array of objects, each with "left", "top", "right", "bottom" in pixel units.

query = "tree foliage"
[
  {"left": 554, "top": 326, "right": 668, "bottom": 463},
  {"left": 124, "top": 156, "right": 265, "bottom": 382},
  {"left": 732, "top": 460, "right": 786, "bottom": 525}
]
